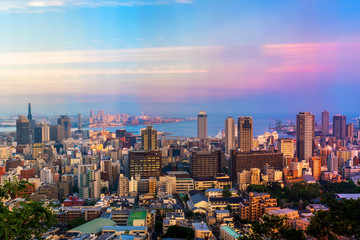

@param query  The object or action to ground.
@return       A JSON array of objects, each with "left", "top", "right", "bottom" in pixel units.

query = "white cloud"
[
  {"left": 0, "top": 46, "right": 225, "bottom": 66},
  {"left": 0, "top": 0, "right": 190, "bottom": 13}
]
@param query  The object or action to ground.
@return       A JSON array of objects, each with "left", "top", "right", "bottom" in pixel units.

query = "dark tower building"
[
  {"left": 27, "top": 103, "right": 32, "bottom": 121},
  {"left": 321, "top": 111, "right": 329, "bottom": 135},
  {"left": 128, "top": 151, "right": 162, "bottom": 179},
  {"left": 333, "top": 115, "right": 347, "bottom": 139},
  {"left": 58, "top": 115, "right": 71, "bottom": 139},
  {"left": 190, "top": 151, "right": 221, "bottom": 180},
  {"left": 16, "top": 115, "right": 30, "bottom": 145},
  {"left": 296, "top": 112, "right": 315, "bottom": 161},
  {"left": 237, "top": 116, "right": 253, "bottom": 152}
]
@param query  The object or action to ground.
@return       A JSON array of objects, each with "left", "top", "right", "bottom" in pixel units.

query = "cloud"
[
  {"left": 175, "top": 0, "right": 194, "bottom": 3},
  {"left": 0, "top": 42, "right": 359, "bottom": 105},
  {"left": 0, "top": 0, "right": 189, "bottom": 13}
]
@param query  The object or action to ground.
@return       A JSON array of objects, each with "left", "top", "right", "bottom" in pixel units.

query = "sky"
[{"left": 1, "top": 0, "right": 360, "bottom": 117}]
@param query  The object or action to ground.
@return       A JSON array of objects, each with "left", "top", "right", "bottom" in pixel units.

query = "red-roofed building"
[{"left": 63, "top": 196, "right": 86, "bottom": 206}]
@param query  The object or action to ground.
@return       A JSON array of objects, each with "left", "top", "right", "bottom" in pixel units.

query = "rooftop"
[
  {"left": 221, "top": 226, "right": 241, "bottom": 238},
  {"left": 192, "top": 222, "right": 210, "bottom": 231},
  {"left": 68, "top": 218, "right": 116, "bottom": 234},
  {"left": 336, "top": 193, "right": 360, "bottom": 200},
  {"left": 127, "top": 208, "right": 147, "bottom": 226}
]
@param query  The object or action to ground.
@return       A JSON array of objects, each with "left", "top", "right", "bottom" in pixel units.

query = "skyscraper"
[
  {"left": 296, "top": 112, "right": 315, "bottom": 161},
  {"left": 237, "top": 116, "right": 253, "bottom": 152},
  {"left": 333, "top": 114, "right": 347, "bottom": 139},
  {"left": 16, "top": 115, "right": 30, "bottom": 145},
  {"left": 321, "top": 111, "right": 329, "bottom": 135},
  {"left": 141, "top": 126, "right": 158, "bottom": 151},
  {"left": 34, "top": 123, "right": 50, "bottom": 143},
  {"left": 225, "top": 117, "right": 235, "bottom": 155},
  {"left": 58, "top": 115, "right": 71, "bottom": 139},
  {"left": 27, "top": 103, "right": 32, "bottom": 121},
  {"left": 197, "top": 110, "right": 207, "bottom": 139}
]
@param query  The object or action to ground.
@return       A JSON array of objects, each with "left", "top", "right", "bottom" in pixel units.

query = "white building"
[{"left": 40, "top": 167, "right": 53, "bottom": 184}]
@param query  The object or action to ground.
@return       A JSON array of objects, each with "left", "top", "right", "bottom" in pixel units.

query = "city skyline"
[{"left": 0, "top": 0, "right": 360, "bottom": 114}]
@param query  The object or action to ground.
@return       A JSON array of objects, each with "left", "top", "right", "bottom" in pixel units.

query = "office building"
[
  {"left": 225, "top": 117, "right": 235, "bottom": 155},
  {"left": 231, "top": 150, "right": 284, "bottom": 183},
  {"left": 58, "top": 115, "right": 71, "bottom": 139},
  {"left": 190, "top": 151, "right": 221, "bottom": 180},
  {"left": 34, "top": 123, "right": 50, "bottom": 143},
  {"left": 333, "top": 114, "right": 347, "bottom": 139},
  {"left": 16, "top": 115, "right": 30, "bottom": 145},
  {"left": 237, "top": 116, "right": 253, "bottom": 152},
  {"left": 322, "top": 111, "right": 329, "bottom": 135},
  {"left": 347, "top": 123, "right": 354, "bottom": 138},
  {"left": 310, "top": 157, "right": 321, "bottom": 181},
  {"left": 50, "top": 125, "right": 64, "bottom": 143},
  {"left": 296, "top": 112, "right": 315, "bottom": 161},
  {"left": 197, "top": 110, "right": 207, "bottom": 139},
  {"left": 40, "top": 167, "right": 53, "bottom": 184},
  {"left": 129, "top": 151, "right": 162, "bottom": 179},
  {"left": 277, "top": 138, "right": 294, "bottom": 158},
  {"left": 328, "top": 152, "right": 339, "bottom": 172},
  {"left": 141, "top": 126, "right": 158, "bottom": 151},
  {"left": 118, "top": 174, "right": 129, "bottom": 197}
]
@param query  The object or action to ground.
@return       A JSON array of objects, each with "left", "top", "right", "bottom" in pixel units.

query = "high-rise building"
[
  {"left": 225, "top": 117, "right": 235, "bottom": 155},
  {"left": 118, "top": 174, "right": 129, "bottom": 197},
  {"left": 58, "top": 115, "right": 71, "bottom": 139},
  {"left": 190, "top": 151, "right": 221, "bottom": 180},
  {"left": 237, "top": 116, "right": 253, "bottom": 152},
  {"left": 50, "top": 125, "right": 64, "bottom": 143},
  {"left": 333, "top": 115, "right": 347, "bottom": 139},
  {"left": 34, "top": 123, "right": 50, "bottom": 143},
  {"left": 141, "top": 126, "right": 158, "bottom": 151},
  {"left": 197, "top": 111, "right": 207, "bottom": 139},
  {"left": 296, "top": 112, "right": 315, "bottom": 161},
  {"left": 129, "top": 151, "right": 162, "bottom": 179},
  {"left": 327, "top": 152, "right": 339, "bottom": 172},
  {"left": 346, "top": 123, "right": 354, "bottom": 138},
  {"left": 310, "top": 157, "right": 321, "bottom": 181},
  {"left": 40, "top": 167, "right": 53, "bottom": 184},
  {"left": 16, "top": 115, "right": 30, "bottom": 145},
  {"left": 32, "top": 143, "right": 44, "bottom": 160},
  {"left": 277, "top": 138, "right": 294, "bottom": 158},
  {"left": 89, "top": 110, "right": 94, "bottom": 124},
  {"left": 100, "top": 160, "right": 114, "bottom": 187},
  {"left": 98, "top": 110, "right": 105, "bottom": 122},
  {"left": 321, "top": 111, "right": 329, "bottom": 135},
  {"left": 231, "top": 150, "right": 284, "bottom": 183},
  {"left": 27, "top": 103, "right": 32, "bottom": 121}
]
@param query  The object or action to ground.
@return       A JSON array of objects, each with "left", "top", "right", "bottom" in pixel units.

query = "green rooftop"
[
  {"left": 69, "top": 218, "right": 116, "bottom": 234},
  {"left": 127, "top": 208, "right": 147, "bottom": 226}
]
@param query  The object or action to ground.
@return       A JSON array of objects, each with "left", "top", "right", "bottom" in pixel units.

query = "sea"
[{"left": 0, "top": 114, "right": 295, "bottom": 138}]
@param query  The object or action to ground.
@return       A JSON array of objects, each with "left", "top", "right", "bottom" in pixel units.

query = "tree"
[
  {"left": 68, "top": 217, "right": 86, "bottom": 229},
  {"left": 306, "top": 199, "right": 360, "bottom": 240},
  {"left": 163, "top": 225, "right": 195, "bottom": 240},
  {"left": 239, "top": 215, "right": 305, "bottom": 240},
  {"left": 0, "top": 180, "right": 56, "bottom": 240},
  {"left": 223, "top": 188, "right": 232, "bottom": 197},
  {"left": 154, "top": 221, "right": 163, "bottom": 235}
]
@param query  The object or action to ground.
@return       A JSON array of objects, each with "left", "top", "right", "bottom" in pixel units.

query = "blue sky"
[{"left": 0, "top": 0, "right": 360, "bottom": 117}]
